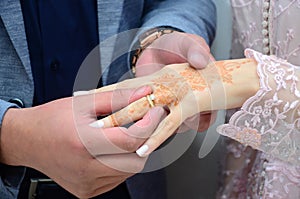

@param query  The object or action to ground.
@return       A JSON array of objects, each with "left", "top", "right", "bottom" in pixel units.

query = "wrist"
[
  {"left": 195, "top": 59, "right": 259, "bottom": 112},
  {"left": 225, "top": 58, "right": 259, "bottom": 109},
  {"left": 0, "top": 108, "right": 31, "bottom": 166}
]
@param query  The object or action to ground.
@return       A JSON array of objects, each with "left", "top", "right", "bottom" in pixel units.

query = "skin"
[
  {"left": 0, "top": 86, "right": 164, "bottom": 198},
  {"left": 136, "top": 31, "right": 217, "bottom": 132},
  {"left": 135, "top": 31, "right": 213, "bottom": 76},
  {"left": 92, "top": 58, "right": 260, "bottom": 157},
  {"left": 0, "top": 31, "right": 215, "bottom": 198}
]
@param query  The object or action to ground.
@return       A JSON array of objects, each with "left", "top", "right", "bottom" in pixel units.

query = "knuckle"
[
  {"left": 76, "top": 190, "right": 92, "bottom": 199},
  {"left": 124, "top": 137, "right": 142, "bottom": 152},
  {"left": 71, "top": 138, "right": 88, "bottom": 155},
  {"left": 133, "top": 159, "right": 146, "bottom": 173},
  {"left": 126, "top": 159, "right": 146, "bottom": 173},
  {"left": 163, "top": 118, "right": 176, "bottom": 132},
  {"left": 114, "top": 89, "right": 128, "bottom": 101},
  {"left": 74, "top": 181, "right": 96, "bottom": 198}
]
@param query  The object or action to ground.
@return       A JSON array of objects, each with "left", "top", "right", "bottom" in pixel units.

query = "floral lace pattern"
[
  {"left": 217, "top": 49, "right": 300, "bottom": 198},
  {"left": 230, "top": 0, "right": 300, "bottom": 64},
  {"left": 218, "top": 49, "right": 300, "bottom": 164},
  {"left": 216, "top": 0, "right": 300, "bottom": 198}
]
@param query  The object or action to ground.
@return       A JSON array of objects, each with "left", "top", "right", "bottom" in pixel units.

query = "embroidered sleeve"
[{"left": 217, "top": 49, "right": 300, "bottom": 165}]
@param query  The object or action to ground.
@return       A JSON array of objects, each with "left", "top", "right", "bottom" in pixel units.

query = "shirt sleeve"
[
  {"left": 217, "top": 49, "right": 300, "bottom": 165},
  {"left": 141, "top": 0, "right": 216, "bottom": 45},
  {"left": 0, "top": 100, "right": 25, "bottom": 198}
]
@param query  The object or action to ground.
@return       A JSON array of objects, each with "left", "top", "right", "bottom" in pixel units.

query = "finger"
[
  {"left": 90, "top": 96, "right": 151, "bottom": 128},
  {"left": 141, "top": 32, "right": 214, "bottom": 70},
  {"left": 96, "top": 153, "right": 148, "bottom": 173},
  {"left": 180, "top": 34, "right": 215, "bottom": 69},
  {"left": 49, "top": 171, "right": 126, "bottom": 199},
  {"left": 175, "top": 122, "right": 195, "bottom": 134},
  {"left": 106, "top": 106, "right": 164, "bottom": 153},
  {"left": 73, "top": 86, "right": 152, "bottom": 117},
  {"left": 94, "top": 77, "right": 149, "bottom": 93},
  {"left": 197, "top": 111, "right": 217, "bottom": 132},
  {"left": 136, "top": 32, "right": 201, "bottom": 67},
  {"left": 183, "top": 111, "right": 217, "bottom": 132},
  {"left": 82, "top": 176, "right": 128, "bottom": 198},
  {"left": 82, "top": 107, "right": 164, "bottom": 155},
  {"left": 94, "top": 86, "right": 152, "bottom": 115},
  {"left": 188, "top": 34, "right": 210, "bottom": 52},
  {"left": 73, "top": 83, "right": 120, "bottom": 96},
  {"left": 136, "top": 108, "right": 183, "bottom": 157},
  {"left": 158, "top": 32, "right": 211, "bottom": 66},
  {"left": 186, "top": 45, "right": 214, "bottom": 70},
  {"left": 90, "top": 181, "right": 126, "bottom": 198},
  {"left": 127, "top": 106, "right": 164, "bottom": 139}
]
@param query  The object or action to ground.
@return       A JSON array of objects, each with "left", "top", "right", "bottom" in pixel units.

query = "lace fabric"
[
  {"left": 230, "top": 0, "right": 300, "bottom": 64},
  {"left": 216, "top": 1, "right": 300, "bottom": 197},
  {"left": 217, "top": 49, "right": 300, "bottom": 198},
  {"left": 218, "top": 49, "right": 300, "bottom": 164}
]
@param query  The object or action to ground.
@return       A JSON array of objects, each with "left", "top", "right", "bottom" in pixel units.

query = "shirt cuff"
[
  {"left": 0, "top": 100, "right": 18, "bottom": 127},
  {"left": 0, "top": 99, "right": 24, "bottom": 198}
]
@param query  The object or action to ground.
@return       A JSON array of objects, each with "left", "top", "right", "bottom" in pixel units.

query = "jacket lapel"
[
  {"left": 97, "top": 0, "right": 124, "bottom": 85},
  {"left": 0, "top": 0, "right": 33, "bottom": 81},
  {"left": 97, "top": 0, "right": 124, "bottom": 41}
]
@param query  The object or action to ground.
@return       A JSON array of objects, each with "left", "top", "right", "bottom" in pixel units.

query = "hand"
[
  {"left": 94, "top": 64, "right": 215, "bottom": 157},
  {"left": 179, "top": 111, "right": 217, "bottom": 133},
  {"left": 135, "top": 31, "right": 214, "bottom": 77},
  {"left": 136, "top": 31, "right": 216, "bottom": 132},
  {"left": 93, "top": 58, "right": 259, "bottom": 158},
  {"left": 0, "top": 86, "right": 164, "bottom": 198}
]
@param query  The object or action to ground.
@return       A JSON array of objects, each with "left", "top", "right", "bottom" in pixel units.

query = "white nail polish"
[
  {"left": 136, "top": 145, "right": 149, "bottom": 157},
  {"left": 73, "top": 91, "right": 90, "bottom": 96},
  {"left": 89, "top": 120, "right": 104, "bottom": 128}
]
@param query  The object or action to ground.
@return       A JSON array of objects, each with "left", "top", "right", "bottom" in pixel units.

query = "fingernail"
[
  {"left": 136, "top": 145, "right": 149, "bottom": 157},
  {"left": 89, "top": 120, "right": 104, "bottom": 128},
  {"left": 73, "top": 91, "right": 90, "bottom": 96}
]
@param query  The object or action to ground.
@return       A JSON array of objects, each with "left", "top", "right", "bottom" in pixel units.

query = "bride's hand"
[
  {"left": 135, "top": 31, "right": 217, "bottom": 133},
  {"left": 90, "top": 59, "right": 259, "bottom": 157}
]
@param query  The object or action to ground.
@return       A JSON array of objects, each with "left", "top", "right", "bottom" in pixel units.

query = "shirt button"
[
  {"left": 50, "top": 60, "right": 60, "bottom": 71},
  {"left": 263, "top": 12, "right": 269, "bottom": 19},
  {"left": 263, "top": 47, "right": 270, "bottom": 54},
  {"left": 263, "top": 38, "right": 269, "bottom": 45},
  {"left": 262, "top": 29, "right": 269, "bottom": 36},
  {"left": 263, "top": 2, "right": 270, "bottom": 9},
  {"left": 262, "top": 20, "right": 268, "bottom": 28}
]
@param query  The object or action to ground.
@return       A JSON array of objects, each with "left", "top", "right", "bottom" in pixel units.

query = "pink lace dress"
[{"left": 216, "top": 0, "right": 300, "bottom": 198}]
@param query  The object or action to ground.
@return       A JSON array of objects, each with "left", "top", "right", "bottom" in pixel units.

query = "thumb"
[
  {"left": 187, "top": 45, "right": 215, "bottom": 70},
  {"left": 177, "top": 33, "right": 215, "bottom": 70}
]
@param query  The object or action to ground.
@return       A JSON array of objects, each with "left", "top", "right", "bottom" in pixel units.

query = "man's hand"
[
  {"left": 0, "top": 86, "right": 164, "bottom": 198},
  {"left": 135, "top": 31, "right": 216, "bottom": 132},
  {"left": 135, "top": 31, "right": 214, "bottom": 77}
]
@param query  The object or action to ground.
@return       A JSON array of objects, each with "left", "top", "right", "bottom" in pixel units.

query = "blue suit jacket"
[{"left": 0, "top": 0, "right": 216, "bottom": 198}]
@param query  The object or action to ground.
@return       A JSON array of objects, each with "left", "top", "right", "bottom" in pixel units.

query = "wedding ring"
[{"left": 146, "top": 94, "right": 155, "bottom": 107}]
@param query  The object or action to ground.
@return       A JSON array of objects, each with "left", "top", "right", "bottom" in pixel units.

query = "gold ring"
[{"left": 146, "top": 94, "right": 155, "bottom": 107}]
